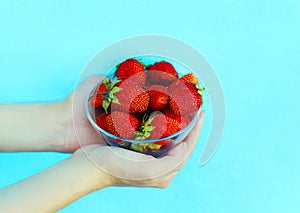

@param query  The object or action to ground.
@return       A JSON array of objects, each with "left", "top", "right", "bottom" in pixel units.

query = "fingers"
[
  {"left": 71, "top": 76, "right": 104, "bottom": 148},
  {"left": 184, "top": 111, "right": 205, "bottom": 142},
  {"left": 155, "top": 172, "right": 178, "bottom": 188},
  {"left": 167, "top": 110, "right": 205, "bottom": 157},
  {"left": 161, "top": 111, "right": 205, "bottom": 171},
  {"left": 182, "top": 110, "right": 205, "bottom": 151},
  {"left": 81, "top": 145, "right": 161, "bottom": 180}
]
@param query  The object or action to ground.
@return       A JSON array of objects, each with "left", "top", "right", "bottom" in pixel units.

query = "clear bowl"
[{"left": 86, "top": 55, "right": 203, "bottom": 158}]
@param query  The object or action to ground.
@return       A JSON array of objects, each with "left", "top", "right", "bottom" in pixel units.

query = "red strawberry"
[
  {"left": 142, "top": 77, "right": 153, "bottom": 90},
  {"left": 135, "top": 113, "right": 180, "bottom": 140},
  {"left": 147, "top": 61, "right": 178, "bottom": 86},
  {"left": 163, "top": 108, "right": 191, "bottom": 129},
  {"left": 115, "top": 58, "right": 146, "bottom": 86},
  {"left": 133, "top": 113, "right": 180, "bottom": 152},
  {"left": 152, "top": 114, "right": 180, "bottom": 138},
  {"left": 146, "top": 85, "right": 169, "bottom": 111},
  {"left": 105, "top": 111, "right": 140, "bottom": 139},
  {"left": 169, "top": 82, "right": 203, "bottom": 116},
  {"left": 114, "top": 139, "right": 128, "bottom": 146},
  {"left": 168, "top": 73, "right": 199, "bottom": 91},
  {"left": 96, "top": 113, "right": 109, "bottom": 132},
  {"left": 180, "top": 73, "right": 199, "bottom": 85},
  {"left": 89, "top": 77, "right": 122, "bottom": 113},
  {"left": 168, "top": 80, "right": 180, "bottom": 92},
  {"left": 90, "top": 82, "right": 106, "bottom": 108},
  {"left": 111, "top": 80, "right": 150, "bottom": 113},
  {"left": 153, "top": 140, "right": 170, "bottom": 147}
]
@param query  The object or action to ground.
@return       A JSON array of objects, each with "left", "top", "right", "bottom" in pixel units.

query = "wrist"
[
  {"left": 52, "top": 100, "right": 70, "bottom": 151},
  {"left": 72, "top": 148, "right": 113, "bottom": 191},
  {"left": 0, "top": 147, "right": 112, "bottom": 212},
  {"left": 0, "top": 102, "right": 68, "bottom": 152}
]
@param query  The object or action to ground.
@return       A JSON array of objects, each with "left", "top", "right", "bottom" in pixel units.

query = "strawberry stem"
[
  {"left": 135, "top": 113, "right": 157, "bottom": 140},
  {"left": 90, "top": 77, "right": 122, "bottom": 114}
]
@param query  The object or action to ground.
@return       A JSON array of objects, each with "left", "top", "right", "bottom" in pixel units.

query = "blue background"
[{"left": 0, "top": 1, "right": 299, "bottom": 212}]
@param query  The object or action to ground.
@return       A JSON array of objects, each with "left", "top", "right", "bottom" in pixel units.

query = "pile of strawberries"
[{"left": 89, "top": 58, "right": 204, "bottom": 153}]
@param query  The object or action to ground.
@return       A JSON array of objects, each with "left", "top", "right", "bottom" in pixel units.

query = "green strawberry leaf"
[
  {"left": 107, "top": 91, "right": 113, "bottom": 99},
  {"left": 131, "top": 143, "right": 147, "bottom": 152},
  {"left": 144, "top": 132, "right": 150, "bottom": 138},
  {"left": 103, "top": 77, "right": 110, "bottom": 87},
  {"left": 135, "top": 136, "right": 143, "bottom": 140},
  {"left": 144, "top": 120, "right": 151, "bottom": 126},
  {"left": 135, "top": 131, "right": 144, "bottom": 136},
  {"left": 110, "top": 79, "right": 121, "bottom": 89},
  {"left": 148, "top": 143, "right": 162, "bottom": 151},
  {"left": 111, "top": 97, "right": 120, "bottom": 104},
  {"left": 197, "top": 87, "right": 205, "bottom": 95},
  {"left": 102, "top": 99, "right": 110, "bottom": 113},
  {"left": 110, "top": 87, "right": 122, "bottom": 94},
  {"left": 144, "top": 126, "right": 155, "bottom": 132}
]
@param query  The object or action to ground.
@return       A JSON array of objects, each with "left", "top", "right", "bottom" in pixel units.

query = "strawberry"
[
  {"left": 142, "top": 77, "right": 153, "bottom": 90},
  {"left": 147, "top": 61, "right": 178, "bottom": 86},
  {"left": 105, "top": 111, "right": 140, "bottom": 139},
  {"left": 180, "top": 73, "right": 199, "bottom": 85},
  {"left": 168, "top": 80, "right": 179, "bottom": 92},
  {"left": 114, "top": 139, "right": 128, "bottom": 146},
  {"left": 89, "top": 77, "right": 121, "bottom": 113},
  {"left": 96, "top": 113, "right": 109, "bottom": 132},
  {"left": 169, "top": 82, "right": 203, "bottom": 115},
  {"left": 111, "top": 80, "right": 150, "bottom": 113},
  {"left": 132, "top": 113, "right": 180, "bottom": 152},
  {"left": 168, "top": 73, "right": 199, "bottom": 91},
  {"left": 163, "top": 108, "right": 191, "bottom": 129},
  {"left": 152, "top": 114, "right": 180, "bottom": 138},
  {"left": 90, "top": 82, "right": 106, "bottom": 108},
  {"left": 146, "top": 85, "right": 169, "bottom": 111},
  {"left": 135, "top": 113, "right": 180, "bottom": 140},
  {"left": 115, "top": 58, "right": 146, "bottom": 86},
  {"left": 153, "top": 140, "right": 170, "bottom": 147}
]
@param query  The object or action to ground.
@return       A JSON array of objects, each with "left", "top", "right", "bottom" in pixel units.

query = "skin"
[
  {"left": 0, "top": 77, "right": 103, "bottom": 152},
  {"left": 0, "top": 76, "right": 205, "bottom": 212}
]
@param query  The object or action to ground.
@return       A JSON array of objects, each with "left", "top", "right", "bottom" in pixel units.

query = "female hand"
[{"left": 74, "top": 111, "right": 205, "bottom": 188}]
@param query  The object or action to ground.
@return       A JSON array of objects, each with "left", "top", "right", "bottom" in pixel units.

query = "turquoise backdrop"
[{"left": 0, "top": 1, "right": 299, "bottom": 212}]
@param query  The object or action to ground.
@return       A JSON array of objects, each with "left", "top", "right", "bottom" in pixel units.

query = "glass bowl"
[{"left": 86, "top": 55, "right": 203, "bottom": 158}]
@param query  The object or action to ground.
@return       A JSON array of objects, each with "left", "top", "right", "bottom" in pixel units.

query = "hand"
[
  {"left": 63, "top": 76, "right": 105, "bottom": 152},
  {"left": 75, "top": 111, "right": 205, "bottom": 188},
  {"left": 0, "top": 76, "right": 103, "bottom": 153}
]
